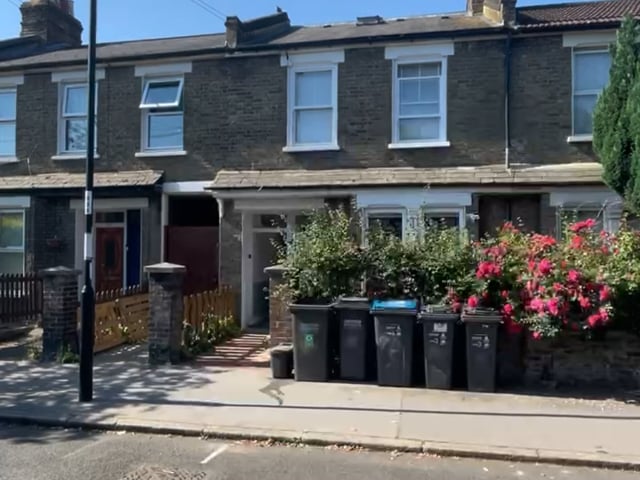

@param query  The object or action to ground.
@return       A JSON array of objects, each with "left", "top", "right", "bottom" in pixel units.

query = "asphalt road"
[{"left": 0, "top": 424, "right": 636, "bottom": 480}]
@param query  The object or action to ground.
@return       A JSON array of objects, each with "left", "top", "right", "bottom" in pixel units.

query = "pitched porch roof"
[
  {"left": 0, "top": 170, "right": 163, "bottom": 191},
  {"left": 208, "top": 163, "right": 604, "bottom": 191}
]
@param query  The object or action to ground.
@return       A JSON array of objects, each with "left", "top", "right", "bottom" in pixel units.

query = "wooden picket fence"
[
  {"left": 0, "top": 273, "right": 42, "bottom": 325},
  {"left": 80, "top": 285, "right": 149, "bottom": 353},
  {"left": 183, "top": 286, "right": 237, "bottom": 332}
]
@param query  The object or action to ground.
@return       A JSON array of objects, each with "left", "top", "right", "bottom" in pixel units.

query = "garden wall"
[{"left": 525, "top": 332, "right": 640, "bottom": 390}]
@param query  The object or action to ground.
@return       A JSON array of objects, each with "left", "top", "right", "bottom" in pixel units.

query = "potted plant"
[{"left": 280, "top": 209, "right": 364, "bottom": 382}]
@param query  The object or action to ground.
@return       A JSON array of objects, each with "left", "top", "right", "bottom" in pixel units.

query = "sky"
[{"left": 1, "top": 0, "right": 582, "bottom": 44}]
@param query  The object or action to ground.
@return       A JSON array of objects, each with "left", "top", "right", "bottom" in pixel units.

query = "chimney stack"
[
  {"left": 20, "top": 0, "right": 83, "bottom": 47},
  {"left": 467, "top": 0, "right": 517, "bottom": 26},
  {"left": 225, "top": 10, "right": 291, "bottom": 49}
]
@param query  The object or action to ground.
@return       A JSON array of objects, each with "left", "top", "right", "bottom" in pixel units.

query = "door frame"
[{"left": 239, "top": 200, "right": 324, "bottom": 330}]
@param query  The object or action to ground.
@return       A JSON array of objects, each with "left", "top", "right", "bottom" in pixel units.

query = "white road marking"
[{"left": 200, "top": 444, "right": 229, "bottom": 464}]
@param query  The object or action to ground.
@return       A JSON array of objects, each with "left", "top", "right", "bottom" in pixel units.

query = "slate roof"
[
  {"left": 0, "top": 170, "right": 163, "bottom": 191},
  {"left": 518, "top": 0, "right": 640, "bottom": 29},
  {"left": 208, "top": 163, "right": 605, "bottom": 190}
]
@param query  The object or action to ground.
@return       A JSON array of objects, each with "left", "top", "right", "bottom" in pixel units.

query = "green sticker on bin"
[{"left": 304, "top": 334, "right": 314, "bottom": 347}]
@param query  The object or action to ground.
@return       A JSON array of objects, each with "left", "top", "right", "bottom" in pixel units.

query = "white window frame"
[
  {"left": 56, "top": 82, "right": 98, "bottom": 157},
  {"left": 139, "top": 76, "right": 185, "bottom": 154},
  {"left": 569, "top": 47, "right": 611, "bottom": 142},
  {"left": 281, "top": 50, "right": 344, "bottom": 153},
  {"left": 284, "top": 64, "right": 339, "bottom": 152},
  {"left": 390, "top": 57, "right": 449, "bottom": 149},
  {"left": 423, "top": 207, "right": 466, "bottom": 231},
  {"left": 364, "top": 208, "right": 407, "bottom": 240},
  {"left": 0, "top": 209, "right": 25, "bottom": 275},
  {"left": 0, "top": 87, "right": 17, "bottom": 161}
]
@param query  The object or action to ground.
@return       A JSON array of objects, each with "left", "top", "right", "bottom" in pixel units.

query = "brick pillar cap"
[
  {"left": 265, "top": 265, "right": 287, "bottom": 276},
  {"left": 145, "top": 262, "right": 187, "bottom": 274},
  {"left": 39, "top": 266, "right": 81, "bottom": 277}
]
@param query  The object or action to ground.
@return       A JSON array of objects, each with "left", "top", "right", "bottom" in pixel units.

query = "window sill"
[
  {"left": 567, "top": 135, "right": 593, "bottom": 143},
  {"left": 388, "top": 140, "right": 451, "bottom": 150},
  {"left": 0, "top": 157, "right": 19, "bottom": 165},
  {"left": 135, "top": 150, "right": 187, "bottom": 158},
  {"left": 52, "top": 153, "right": 100, "bottom": 161},
  {"left": 283, "top": 144, "right": 340, "bottom": 153}
]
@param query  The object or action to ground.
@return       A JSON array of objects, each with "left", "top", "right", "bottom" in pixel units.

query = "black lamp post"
[{"left": 79, "top": 0, "right": 97, "bottom": 403}]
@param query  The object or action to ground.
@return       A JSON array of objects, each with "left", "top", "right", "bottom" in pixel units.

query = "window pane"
[
  {"left": 65, "top": 118, "right": 87, "bottom": 151},
  {"left": 574, "top": 51, "right": 610, "bottom": 92},
  {"left": 148, "top": 114, "right": 183, "bottom": 149},
  {"left": 399, "top": 117, "right": 440, "bottom": 141},
  {"left": 0, "top": 123, "right": 16, "bottom": 156},
  {"left": 295, "top": 108, "right": 332, "bottom": 144},
  {"left": 0, "top": 91, "right": 16, "bottom": 120},
  {"left": 0, "top": 212, "right": 24, "bottom": 248},
  {"left": 400, "top": 102, "right": 439, "bottom": 116},
  {"left": 425, "top": 214, "right": 459, "bottom": 229},
  {"left": 95, "top": 211, "right": 125, "bottom": 224},
  {"left": 398, "top": 63, "right": 440, "bottom": 78},
  {"left": 144, "top": 81, "right": 181, "bottom": 106},
  {"left": 0, "top": 252, "right": 23, "bottom": 274},
  {"left": 295, "top": 71, "right": 332, "bottom": 107},
  {"left": 368, "top": 214, "right": 403, "bottom": 238},
  {"left": 574, "top": 94, "right": 597, "bottom": 135},
  {"left": 64, "top": 85, "right": 87, "bottom": 115}
]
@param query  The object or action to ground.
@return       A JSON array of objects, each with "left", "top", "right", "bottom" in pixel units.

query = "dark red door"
[
  {"left": 95, "top": 227, "right": 124, "bottom": 292},
  {"left": 479, "top": 196, "right": 541, "bottom": 237},
  {"left": 165, "top": 226, "right": 219, "bottom": 294}
]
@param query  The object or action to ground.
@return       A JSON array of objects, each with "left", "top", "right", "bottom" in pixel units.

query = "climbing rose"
[
  {"left": 529, "top": 298, "right": 545, "bottom": 312},
  {"left": 538, "top": 259, "right": 553, "bottom": 276},
  {"left": 532, "top": 331, "right": 542, "bottom": 341},
  {"left": 570, "top": 218, "right": 596, "bottom": 233},
  {"left": 467, "top": 296, "right": 479, "bottom": 308},
  {"left": 502, "top": 303, "right": 514, "bottom": 316},
  {"left": 578, "top": 296, "right": 591, "bottom": 309},
  {"left": 587, "top": 313, "right": 601, "bottom": 328},
  {"left": 599, "top": 285, "right": 611, "bottom": 302},
  {"left": 546, "top": 298, "right": 560, "bottom": 316},
  {"left": 570, "top": 235, "right": 585, "bottom": 249},
  {"left": 567, "top": 270, "right": 581, "bottom": 283}
]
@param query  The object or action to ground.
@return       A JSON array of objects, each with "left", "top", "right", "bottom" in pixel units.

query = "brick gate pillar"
[
  {"left": 40, "top": 266, "right": 80, "bottom": 362},
  {"left": 145, "top": 263, "right": 186, "bottom": 365},
  {"left": 265, "top": 265, "right": 292, "bottom": 347}
]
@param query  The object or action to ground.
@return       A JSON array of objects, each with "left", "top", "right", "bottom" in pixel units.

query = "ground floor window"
[
  {"left": 0, "top": 210, "right": 24, "bottom": 274},
  {"left": 366, "top": 210, "right": 405, "bottom": 239},
  {"left": 424, "top": 208, "right": 464, "bottom": 230}
]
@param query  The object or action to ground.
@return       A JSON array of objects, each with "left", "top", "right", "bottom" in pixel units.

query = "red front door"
[{"left": 95, "top": 227, "right": 124, "bottom": 292}]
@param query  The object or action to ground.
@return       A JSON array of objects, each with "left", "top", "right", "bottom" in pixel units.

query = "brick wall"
[
  {"left": 219, "top": 200, "right": 242, "bottom": 295},
  {"left": 29, "top": 196, "right": 75, "bottom": 271},
  {"left": 4, "top": 34, "right": 597, "bottom": 183},
  {"left": 525, "top": 332, "right": 640, "bottom": 390}
]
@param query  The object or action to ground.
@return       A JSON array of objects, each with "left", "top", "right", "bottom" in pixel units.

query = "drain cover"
[{"left": 120, "top": 466, "right": 206, "bottom": 480}]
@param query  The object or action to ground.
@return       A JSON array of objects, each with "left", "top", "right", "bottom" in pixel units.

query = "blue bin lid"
[{"left": 371, "top": 299, "right": 418, "bottom": 311}]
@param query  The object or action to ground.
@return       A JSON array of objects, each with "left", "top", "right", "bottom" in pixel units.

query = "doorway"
[
  {"left": 479, "top": 195, "right": 541, "bottom": 237},
  {"left": 95, "top": 227, "right": 124, "bottom": 292}
]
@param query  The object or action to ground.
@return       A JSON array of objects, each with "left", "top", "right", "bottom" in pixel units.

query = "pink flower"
[
  {"left": 502, "top": 303, "right": 514, "bottom": 316},
  {"left": 599, "top": 285, "right": 611, "bottom": 302},
  {"left": 599, "top": 308, "right": 610, "bottom": 323},
  {"left": 538, "top": 259, "right": 553, "bottom": 276},
  {"left": 552, "top": 282, "right": 564, "bottom": 293},
  {"left": 567, "top": 270, "right": 581, "bottom": 283},
  {"left": 467, "top": 296, "right": 479, "bottom": 309},
  {"left": 529, "top": 298, "right": 545, "bottom": 313},
  {"left": 587, "top": 313, "right": 601, "bottom": 328},
  {"left": 570, "top": 235, "right": 585, "bottom": 249},
  {"left": 578, "top": 295, "right": 591, "bottom": 309},
  {"left": 570, "top": 218, "right": 596, "bottom": 233},
  {"left": 451, "top": 302, "right": 462, "bottom": 314},
  {"left": 527, "top": 260, "right": 536, "bottom": 273},
  {"left": 546, "top": 298, "right": 560, "bottom": 316},
  {"left": 532, "top": 331, "right": 542, "bottom": 341},
  {"left": 501, "top": 290, "right": 510, "bottom": 299}
]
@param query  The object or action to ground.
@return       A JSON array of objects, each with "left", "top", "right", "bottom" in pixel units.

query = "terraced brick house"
[{"left": 0, "top": 0, "right": 638, "bottom": 328}]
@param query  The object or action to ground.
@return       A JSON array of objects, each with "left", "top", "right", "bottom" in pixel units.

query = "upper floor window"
[
  {"left": 0, "top": 88, "right": 17, "bottom": 159},
  {"left": 139, "top": 77, "right": 184, "bottom": 151},
  {"left": 281, "top": 50, "right": 344, "bottom": 152},
  {"left": 385, "top": 42, "right": 453, "bottom": 149},
  {"left": 60, "top": 83, "right": 89, "bottom": 153},
  {"left": 51, "top": 69, "right": 103, "bottom": 159},
  {"left": 572, "top": 48, "right": 611, "bottom": 137}
]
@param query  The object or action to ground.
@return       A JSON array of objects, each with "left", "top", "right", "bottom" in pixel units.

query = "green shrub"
[{"left": 182, "top": 314, "right": 240, "bottom": 358}]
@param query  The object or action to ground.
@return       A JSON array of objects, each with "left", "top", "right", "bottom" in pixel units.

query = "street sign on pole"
[{"left": 80, "top": 0, "right": 98, "bottom": 403}]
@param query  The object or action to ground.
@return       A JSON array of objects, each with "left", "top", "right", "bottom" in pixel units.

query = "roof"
[
  {"left": 518, "top": 0, "right": 640, "bottom": 29},
  {"left": 263, "top": 14, "right": 497, "bottom": 46},
  {"left": 0, "top": 170, "right": 163, "bottom": 191},
  {"left": 208, "top": 163, "right": 605, "bottom": 190},
  {"left": 0, "top": 33, "right": 226, "bottom": 69}
]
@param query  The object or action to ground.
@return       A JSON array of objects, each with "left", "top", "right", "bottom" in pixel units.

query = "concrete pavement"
[
  {"left": 1, "top": 424, "right": 637, "bottom": 480},
  {"left": 0, "top": 345, "right": 639, "bottom": 470}
]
